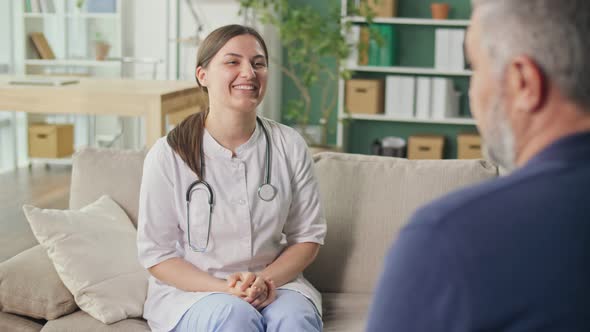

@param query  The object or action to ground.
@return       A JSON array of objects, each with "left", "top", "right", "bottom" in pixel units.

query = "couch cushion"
[
  {"left": 69, "top": 148, "right": 146, "bottom": 227},
  {"left": 322, "top": 293, "right": 371, "bottom": 332},
  {"left": 41, "top": 310, "right": 150, "bottom": 332},
  {"left": 23, "top": 195, "right": 149, "bottom": 325},
  {"left": 306, "top": 153, "right": 498, "bottom": 293},
  {"left": 0, "top": 245, "right": 77, "bottom": 320},
  {"left": 0, "top": 312, "right": 43, "bottom": 332}
]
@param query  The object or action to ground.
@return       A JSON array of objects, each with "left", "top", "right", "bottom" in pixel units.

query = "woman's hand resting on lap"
[{"left": 226, "top": 272, "right": 277, "bottom": 309}]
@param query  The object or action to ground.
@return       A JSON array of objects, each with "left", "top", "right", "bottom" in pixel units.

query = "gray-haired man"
[{"left": 367, "top": 1, "right": 590, "bottom": 331}]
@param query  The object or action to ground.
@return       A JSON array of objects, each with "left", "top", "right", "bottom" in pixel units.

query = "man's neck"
[{"left": 516, "top": 102, "right": 590, "bottom": 166}]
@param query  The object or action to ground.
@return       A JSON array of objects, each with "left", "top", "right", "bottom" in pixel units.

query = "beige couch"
[{"left": 0, "top": 148, "right": 497, "bottom": 332}]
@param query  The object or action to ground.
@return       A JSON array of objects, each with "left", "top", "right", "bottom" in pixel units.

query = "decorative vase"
[
  {"left": 95, "top": 41, "right": 110, "bottom": 61},
  {"left": 430, "top": 3, "right": 450, "bottom": 19}
]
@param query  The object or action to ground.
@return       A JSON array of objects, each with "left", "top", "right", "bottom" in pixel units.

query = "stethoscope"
[{"left": 185, "top": 116, "right": 276, "bottom": 252}]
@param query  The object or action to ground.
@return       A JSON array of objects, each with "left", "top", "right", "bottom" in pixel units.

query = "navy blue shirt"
[{"left": 366, "top": 132, "right": 590, "bottom": 332}]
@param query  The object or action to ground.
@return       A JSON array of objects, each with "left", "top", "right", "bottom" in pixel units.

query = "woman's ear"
[{"left": 196, "top": 66, "right": 207, "bottom": 87}]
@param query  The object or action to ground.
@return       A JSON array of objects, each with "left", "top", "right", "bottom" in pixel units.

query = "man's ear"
[
  {"left": 196, "top": 66, "right": 207, "bottom": 87},
  {"left": 507, "top": 56, "right": 546, "bottom": 113}
]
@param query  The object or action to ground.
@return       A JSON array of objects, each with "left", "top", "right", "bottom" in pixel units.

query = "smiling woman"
[
  {"left": 168, "top": 25, "right": 269, "bottom": 179},
  {"left": 137, "top": 24, "right": 326, "bottom": 332}
]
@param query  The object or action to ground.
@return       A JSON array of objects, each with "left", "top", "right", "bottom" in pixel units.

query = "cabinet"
[
  {"left": 15, "top": 0, "right": 126, "bottom": 77},
  {"left": 337, "top": 0, "right": 476, "bottom": 158}
]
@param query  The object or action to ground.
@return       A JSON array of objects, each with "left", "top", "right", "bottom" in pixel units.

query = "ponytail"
[{"left": 167, "top": 110, "right": 208, "bottom": 179}]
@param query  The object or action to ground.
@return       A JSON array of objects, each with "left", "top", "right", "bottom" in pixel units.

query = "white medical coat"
[{"left": 137, "top": 118, "right": 327, "bottom": 331}]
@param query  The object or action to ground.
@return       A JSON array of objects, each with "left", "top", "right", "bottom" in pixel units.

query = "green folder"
[
  {"left": 368, "top": 25, "right": 381, "bottom": 66},
  {"left": 378, "top": 25, "right": 397, "bottom": 67},
  {"left": 367, "top": 24, "right": 398, "bottom": 67}
]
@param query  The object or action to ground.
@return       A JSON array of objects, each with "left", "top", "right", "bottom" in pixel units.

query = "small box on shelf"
[
  {"left": 408, "top": 134, "right": 445, "bottom": 159},
  {"left": 346, "top": 79, "right": 384, "bottom": 114},
  {"left": 359, "top": 0, "right": 398, "bottom": 18},
  {"left": 28, "top": 123, "right": 74, "bottom": 159},
  {"left": 457, "top": 132, "right": 483, "bottom": 159}
]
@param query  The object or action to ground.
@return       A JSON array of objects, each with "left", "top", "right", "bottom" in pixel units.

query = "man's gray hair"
[{"left": 472, "top": 0, "right": 590, "bottom": 109}]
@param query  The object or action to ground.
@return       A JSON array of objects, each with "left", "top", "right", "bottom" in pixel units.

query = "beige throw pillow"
[
  {"left": 23, "top": 195, "right": 149, "bottom": 324},
  {"left": 0, "top": 245, "right": 77, "bottom": 320}
]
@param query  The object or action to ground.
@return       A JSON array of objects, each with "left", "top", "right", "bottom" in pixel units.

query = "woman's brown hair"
[{"left": 166, "top": 24, "right": 268, "bottom": 179}]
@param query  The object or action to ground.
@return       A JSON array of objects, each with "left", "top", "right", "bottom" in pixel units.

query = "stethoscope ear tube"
[{"left": 257, "top": 117, "right": 277, "bottom": 201}]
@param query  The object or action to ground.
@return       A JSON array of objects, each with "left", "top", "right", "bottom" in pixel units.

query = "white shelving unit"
[
  {"left": 344, "top": 16, "right": 470, "bottom": 27},
  {"left": 348, "top": 65, "right": 472, "bottom": 77},
  {"left": 336, "top": 0, "right": 475, "bottom": 148},
  {"left": 15, "top": 0, "right": 124, "bottom": 77},
  {"left": 347, "top": 113, "right": 476, "bottom": 125},
  {"left": 24, "top": 59, "right": 121, "bottom": 67}
]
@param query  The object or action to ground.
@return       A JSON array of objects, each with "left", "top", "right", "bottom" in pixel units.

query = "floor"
[{"left": 0, "top": 164, "right": 71, "bottom": 262}]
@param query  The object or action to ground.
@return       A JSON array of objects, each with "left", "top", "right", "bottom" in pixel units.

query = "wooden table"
[{"left": 0, "top": 76, "right": 206, "bottom": 147}]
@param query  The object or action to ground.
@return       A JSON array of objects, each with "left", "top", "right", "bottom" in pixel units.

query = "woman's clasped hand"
[{"left": 226, "top": 272, "right": 277, "bottom": 310}]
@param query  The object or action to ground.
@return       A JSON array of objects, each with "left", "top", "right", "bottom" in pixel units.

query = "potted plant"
[
  {"left": 93, "top": 32, "right": 110, "bottom": 61},
  {"left": 239, "top": 0, "right": 375, "bottom": 148},
  {"left": 76, "top": 0, "right": 85, "bottom": 12}
]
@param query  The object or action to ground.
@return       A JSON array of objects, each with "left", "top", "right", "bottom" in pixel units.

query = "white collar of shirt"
[{"left": 203, "top": 120, "right": 261, "bottom": 160}]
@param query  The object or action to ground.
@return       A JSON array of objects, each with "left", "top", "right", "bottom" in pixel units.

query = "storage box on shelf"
[
  {"left": 337, "top": 0, "right": 476, "bottom": 159},
  {"left": 345, "top": 79, "right": 384, "bottom": 115},
  {"left": 457, "top": 132, "right": 483, "bottom": 159},
  {"left": 28, "top": 123, "right": 74, "bottom": 159},
  {"left": 360, "top": 0, "right": 398, "bottom": 17},
  {"left": 407, "top": 134, "right": 444, "bottom": 159}
]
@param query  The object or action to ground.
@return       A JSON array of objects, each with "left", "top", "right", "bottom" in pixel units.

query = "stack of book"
[
  {"left": 346, "top": 24, "right": 398, "bottom": 67},
  {"left": 384, "top": 76, "right": 460, "bottom": 120},
  {"left": 29, "top": 32, "right": 56, "bottom": 60},
  {"left": 434, "top": 28, "right": 466, "bottom": 71},
  {"left": 385, "top": 75, "right": 415, "bottom": 118},
  {"left": 431, "top": 78, "right": 460, "bottom": 119}
]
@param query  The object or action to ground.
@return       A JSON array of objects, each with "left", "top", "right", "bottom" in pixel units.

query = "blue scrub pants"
[{"left": 172, "top": 289, "right": 322, "bottom": 332}]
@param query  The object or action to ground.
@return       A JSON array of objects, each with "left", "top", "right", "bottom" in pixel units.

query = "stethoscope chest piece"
[{"left": 258, "top": 183, "right": 277, "bottom": 201}]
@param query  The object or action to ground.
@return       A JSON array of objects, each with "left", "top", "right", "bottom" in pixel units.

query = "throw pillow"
[
  {"left": 23, "top": 195, "right": 149, "bottom": 324},
  {"left": 0, "top": 245, "right": 77, "bottom": 319}
]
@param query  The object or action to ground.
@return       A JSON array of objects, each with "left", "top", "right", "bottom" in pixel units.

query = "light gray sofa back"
[
  {"left": 69, "top": 148, "right": 146, "bottom": 227},
  {"left": 69, "top": 149, "right": 498, "bottom": 295},
  {"left": 305, "top": 152, "right": 498, "bottom": 294}
]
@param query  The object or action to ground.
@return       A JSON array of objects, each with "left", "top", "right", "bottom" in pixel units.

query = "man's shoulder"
[
  {"left": 410, "top": 159, "right": 590, "bottom": 230},
  {"left": 409, "top": 169, "right": 536, "bottom": 229}
]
